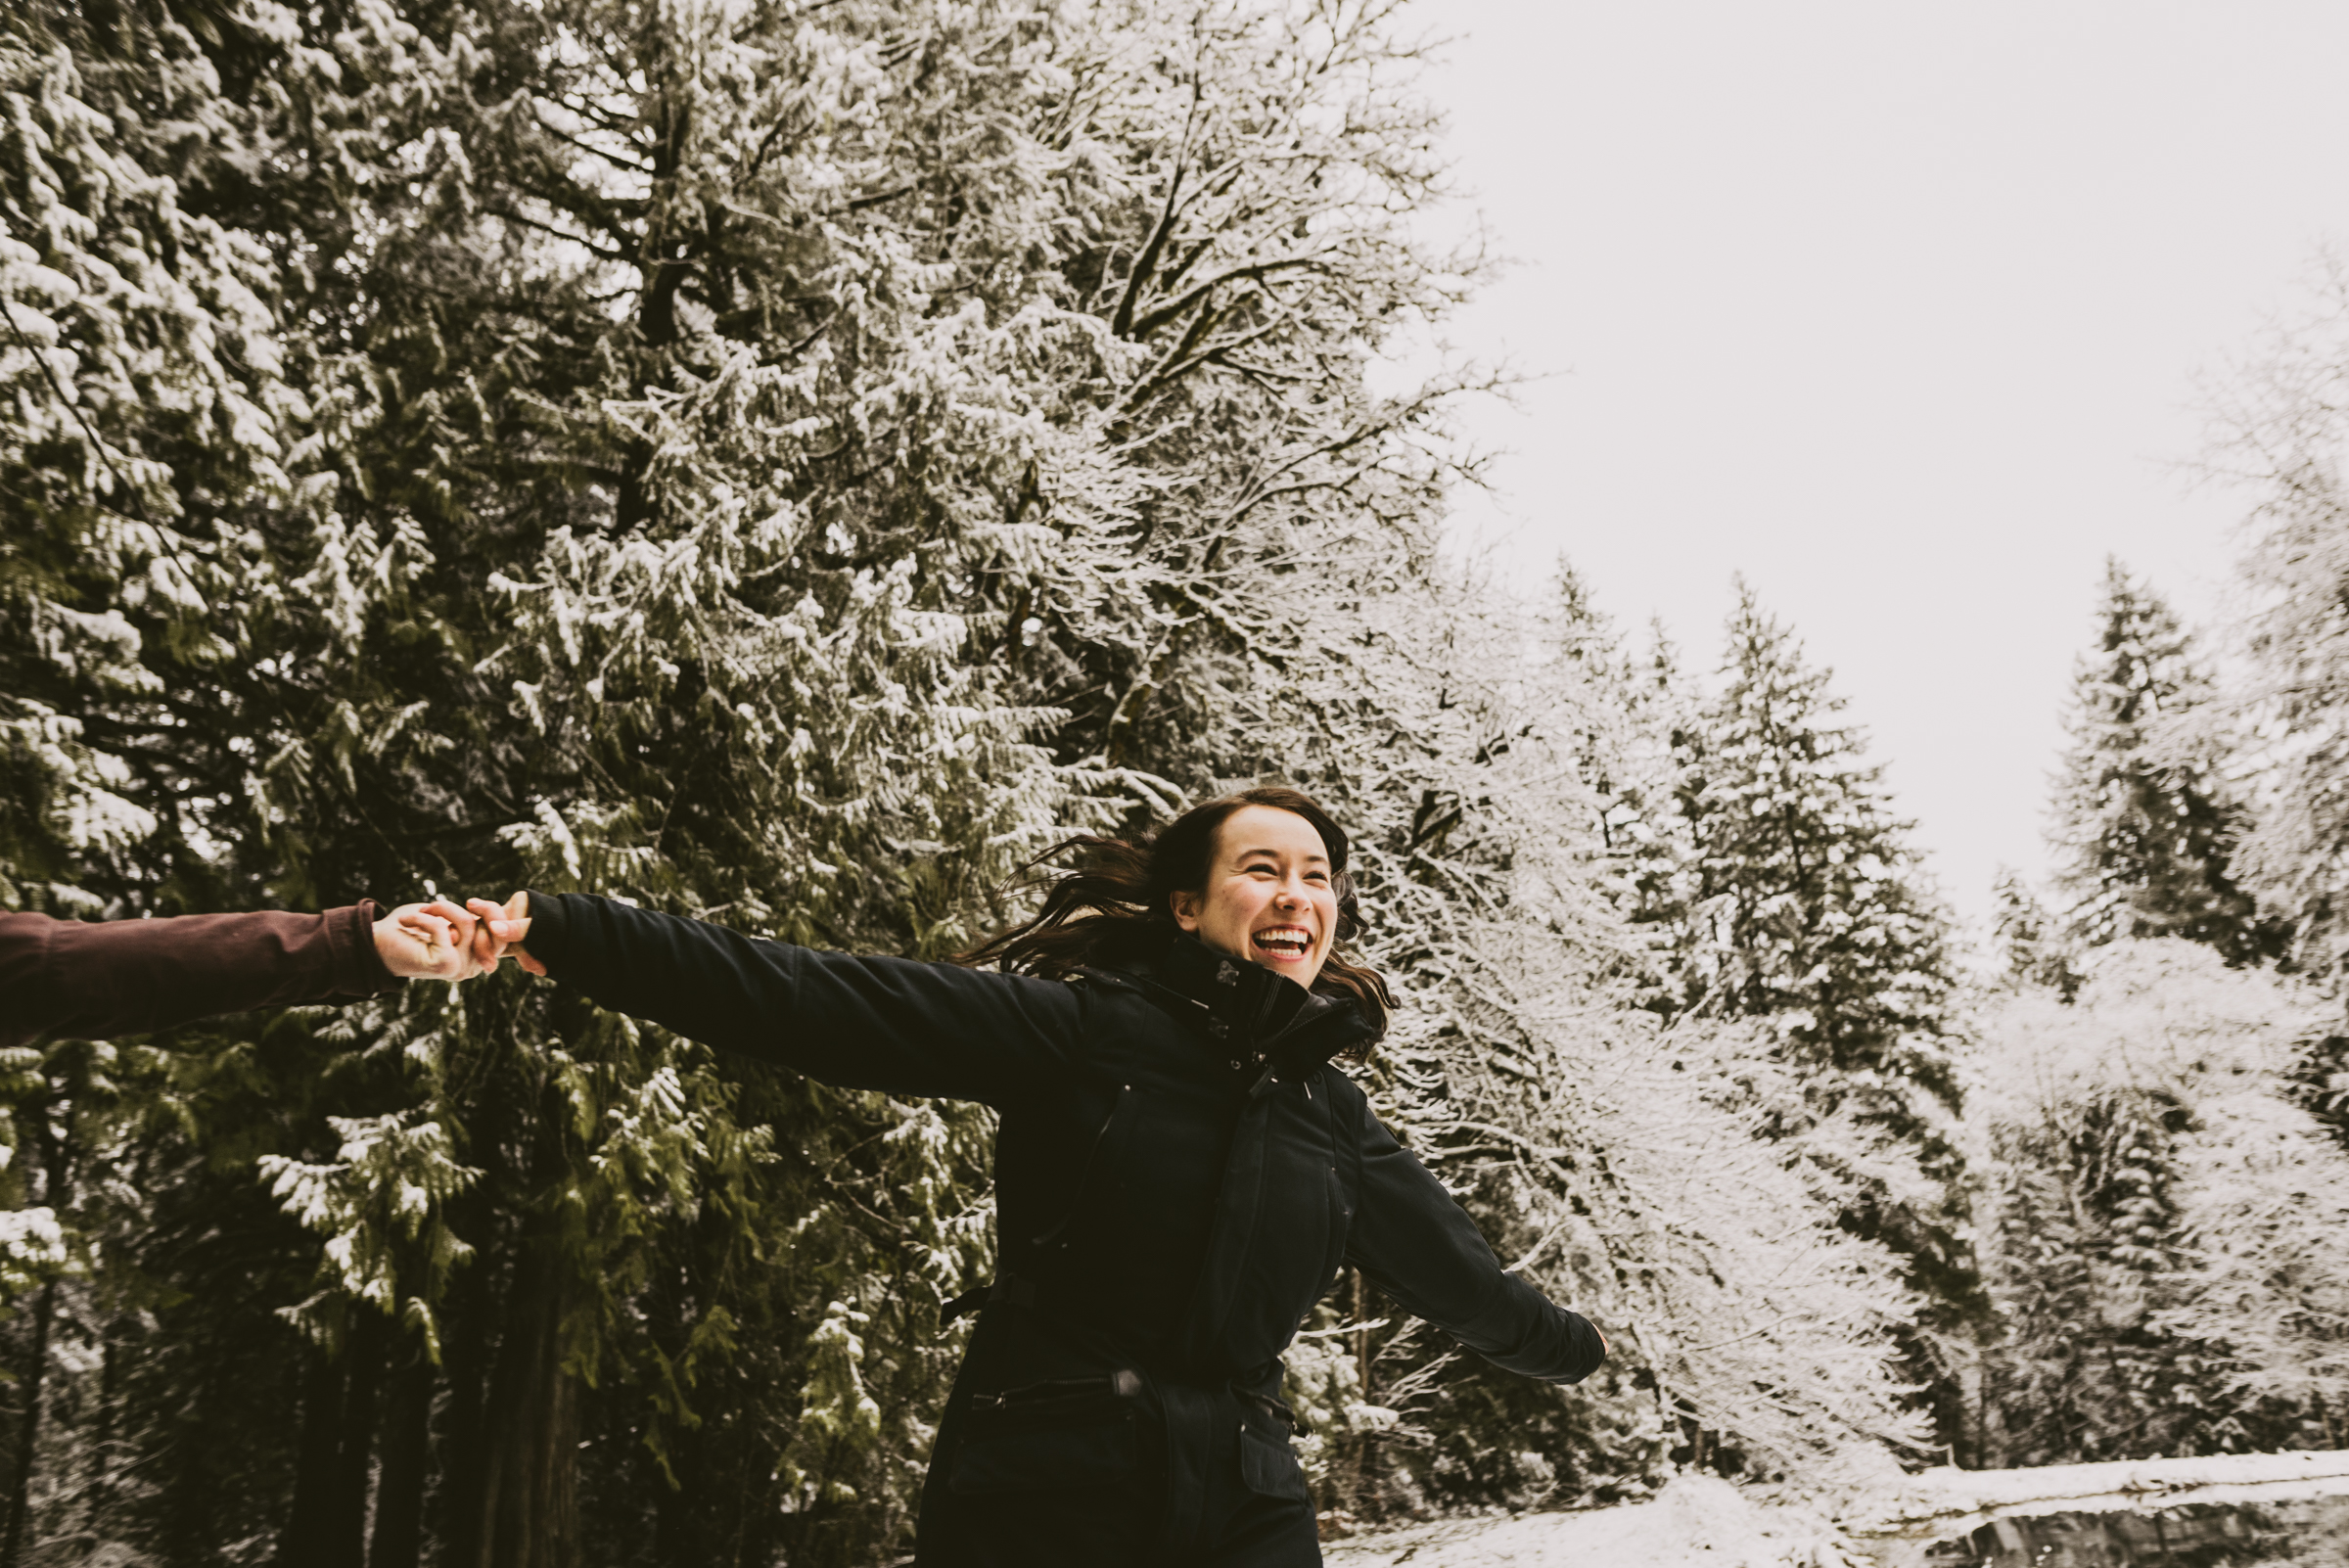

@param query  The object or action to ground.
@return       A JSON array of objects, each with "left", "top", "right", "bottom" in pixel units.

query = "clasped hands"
[{"left": 370, "top": 892, "right": 540, "bottom": 982}]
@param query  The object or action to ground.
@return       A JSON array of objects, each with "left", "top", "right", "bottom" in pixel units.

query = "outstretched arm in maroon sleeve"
[{"left": 0, "top": 900, "right": 487, "bottom": 1050}]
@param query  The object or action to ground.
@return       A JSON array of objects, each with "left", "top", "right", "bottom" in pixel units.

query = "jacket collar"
[{"left": 1109, "top": 936, "right": 1378, "bottom": 1093}]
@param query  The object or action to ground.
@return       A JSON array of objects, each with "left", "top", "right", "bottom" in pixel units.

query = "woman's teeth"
[{"left": 1253, "top": 929, "right": 1312, "bottom": 958}]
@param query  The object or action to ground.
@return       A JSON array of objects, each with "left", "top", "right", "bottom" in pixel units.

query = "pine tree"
[
  {"left": 0, "top": 10, "right": 350, "bottom": 1555},
  {"left": 1541, "top": 565, "right": 1700, "bottom": 1005},
  {"left": 2050, "top": 559, "right": 2282, "bottom": 965},
  {"left": 2200, "top": 255, "right": 2349, "bottom": 975},
  {"left": 0, "top": 0, "right": 2022, "bottom": 1549},
  {"left": 1677, "top": 583, "right": 1987, "bottom": 1442},
  {"left": 1991, "top": 866, "right": 2081, "bottom": 997},
  {"left": 1684, "top": 586, "right": 1963, "bottom": 1103}
]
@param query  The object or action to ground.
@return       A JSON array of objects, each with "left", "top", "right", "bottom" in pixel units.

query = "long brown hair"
[{"left": 959, "top": 787, "right": 1392, "bottom": 1053}]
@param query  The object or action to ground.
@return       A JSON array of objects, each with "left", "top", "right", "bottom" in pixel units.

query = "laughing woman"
[{"left": 463, "top": 787, "right": 1604, "bottom": 1567}]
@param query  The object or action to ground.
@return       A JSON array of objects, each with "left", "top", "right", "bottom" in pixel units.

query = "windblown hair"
[{"left": 958, "top": 787, "right": 1392, "bottom": 1056}]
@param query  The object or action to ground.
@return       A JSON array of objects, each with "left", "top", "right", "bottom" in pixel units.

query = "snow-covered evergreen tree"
[
  {"left": 1683, "top": 588, "right": 1959, "bottom": 1096},
  {"left": 1669, "top": 584, "right": 1985, "bottom": 1445},
  {"left": 2050, "top": 559, "right": 2280, "bottom": 964},
  {"left": 291, "top": 0, "right": 1486, "bottom": 1552},
  {"left": 1971, "top": 942, "right": 2349, "bottom": 1462},
  {"left": 1539, "top": 565, "right": 1701, "bottom": 1010},
  {"left": 0, "top": 12, "right": 361, "bottom": 1556},
  {"left": 1991, "top": 866, "right": 2081, "bottom": 997},
  {"left": 2201, "top": 254, "right": 2349, "bottom": 976},
  {"left": 0, "top": 2, "right": 314, "bottom": 911}
]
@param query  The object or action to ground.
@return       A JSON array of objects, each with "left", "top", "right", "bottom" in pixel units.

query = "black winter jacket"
[{"left": 522, "top": 894, "right": 1603, "bottom": 1561}]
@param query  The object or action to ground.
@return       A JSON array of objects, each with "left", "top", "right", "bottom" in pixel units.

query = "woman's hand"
[
  {"left": 465, "top": 892, "right": 544, "bottom": 976},
  {"left": 373, "top": 900, "right": 493, "bottom": 981}
]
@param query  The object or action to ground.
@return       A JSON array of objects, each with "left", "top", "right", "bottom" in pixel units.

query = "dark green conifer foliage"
[{"left": 2050, "top": 559, "right": 2285, "bottom": 965}]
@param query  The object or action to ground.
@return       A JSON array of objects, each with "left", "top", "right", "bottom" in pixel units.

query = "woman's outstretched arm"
[
  {"left": 1345, "top": 1098, "right": 1607, "bottom": 1385},
  {"left": 480, "top": 891, "right": 1089, "bottom": 1104}
]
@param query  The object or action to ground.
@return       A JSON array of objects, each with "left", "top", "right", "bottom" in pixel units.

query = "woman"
[{"left": 464, "top": 787, "right": 1604, "bottom": 1566}]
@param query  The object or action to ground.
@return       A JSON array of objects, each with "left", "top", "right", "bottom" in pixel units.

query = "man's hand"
[
  {"left": 465, "top": 892, "right": 542, "bottom": 976},
  {"left": 373, "top": 900, "right": 492, "bottom": 981}
]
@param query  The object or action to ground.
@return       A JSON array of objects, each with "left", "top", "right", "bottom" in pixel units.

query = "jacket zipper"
[{"left": 970, "top": 1368, "right": 1143, "bottom": 1413}]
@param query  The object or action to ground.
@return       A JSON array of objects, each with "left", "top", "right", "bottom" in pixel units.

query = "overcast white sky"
[{"left": 1401, "top": 0, "right": 2349, "bottom": 935}]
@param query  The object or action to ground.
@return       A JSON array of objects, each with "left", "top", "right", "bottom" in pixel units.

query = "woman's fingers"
[
  {"left": 466, "top": 891, "right": 531, "bottom": 943},
  {"left": 433, "top": 897, "right": 506, "bottom": 975},
  {"left": 394, "top": 901, "right": 480, "bottom": 980},
  {"left": 501, "top": 890, "right": 546, "bottom": 974},
  {"left": 418, "top": 900, "right": 485, "bottom": 977},
  {"left": 394, "top": 905, "right": 453, "bottom": 947},
  {"left": 375, "top": 894, "right": 546, "bottom": 982},
  {"left": 373, "top": 905, "right": 435, "bottom": 978},
  {"left": 465, "top": 892, "right": 544, "bottom": 976},
  {"left": 382, "top": 901, "right": 469, "bottom": 980}
]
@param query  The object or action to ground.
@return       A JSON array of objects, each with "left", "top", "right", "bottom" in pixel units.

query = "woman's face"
[{"left": 1171, "top": 805, "right": 1341, "bottom": 990}]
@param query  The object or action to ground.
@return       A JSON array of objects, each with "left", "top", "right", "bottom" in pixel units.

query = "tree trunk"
[
  {"left": 470, "top": 1241, "right": 580, "bottom": 1568},
  {"left": 436, "top": 1048, "right": 528, "bottom": 1568},
  {"left": 1, "top": 1095, "right": 75, "bottom": 1568},
  {"left": 333, "top": 1311, "right": 387, "bottom": 1562},
  {"left": 367, "top": 1337, "right": 434, "bottom": 1568},
  {"left": 78, "top": 1330, "right": 118, "bottom": 1545},
  {"left": 272, "top": 1308, "right": 389, "bottom": 1568},
  {"left": 0, "top": 1278, "right": 61, "bottom": 1568},
  {"left": 436, "top": 1261, "right": 496, "bottom": 1568},
  {"left": 273, "top": 1341, "right": 354, "bottom": 1568},
  {"left": 610, "top": 77, "right": 690, "bottom": 534}
]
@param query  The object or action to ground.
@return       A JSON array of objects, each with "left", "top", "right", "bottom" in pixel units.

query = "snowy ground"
[
  {"left": 1320, "top": 1452, "right": 2349, "bottom": 1568},
  {"left": 1322, "top": 1476, "right": 1855, "bottom": 1568}
]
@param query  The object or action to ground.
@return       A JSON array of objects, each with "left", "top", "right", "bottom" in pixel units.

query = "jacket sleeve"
[
  {"left": 1346, "top": 1098, "right": 1605, "bottom": 1385},
  {"left": 522, "top": 893, "right": 1088, "bottom": 1104},
  {"left": 0, "top": 903, "right": 398, "bottom": 1051}
]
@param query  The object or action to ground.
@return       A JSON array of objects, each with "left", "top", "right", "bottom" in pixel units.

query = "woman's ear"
[{"left": 1170, "top": 889, "right": 1202, "bottom": 933}]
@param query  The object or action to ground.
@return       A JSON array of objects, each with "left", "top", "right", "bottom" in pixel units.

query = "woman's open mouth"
[{"left": 1251, "top": 926, "right": 1314, "bottom": 963}]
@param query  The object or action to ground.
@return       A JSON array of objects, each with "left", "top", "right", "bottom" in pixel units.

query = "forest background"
[{"left": 9, "top": 0, "right": 2349, "bottom": 1565}]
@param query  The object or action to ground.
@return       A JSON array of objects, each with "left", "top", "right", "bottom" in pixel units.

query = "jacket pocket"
[
  {"left": 1237, "top": 1427, "right": 1312, "bottom": 1501},
  {"left": 947, "top": 1376, "right": 1142, "bottom": 1495}
]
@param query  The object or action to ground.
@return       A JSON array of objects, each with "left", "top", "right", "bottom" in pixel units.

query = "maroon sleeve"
[{"left": 0, "top": 903, "right": 400, "bottom": 1050}]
